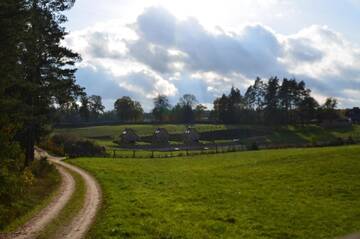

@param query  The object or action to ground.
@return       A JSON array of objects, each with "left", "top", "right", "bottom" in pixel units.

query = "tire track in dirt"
[
  {"left": 49, "top": 158, "right": 102, "bottom": 239},
  {"left": 5, "top": 161, "right": 75, "bottom": 239},
  {"left": 1, "top": 150, "right": 101, "bottom": 239}
]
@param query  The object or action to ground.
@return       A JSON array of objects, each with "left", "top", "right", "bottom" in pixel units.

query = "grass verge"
[{"left": 71, "top": 145, "right": 360, "bottom": 239}]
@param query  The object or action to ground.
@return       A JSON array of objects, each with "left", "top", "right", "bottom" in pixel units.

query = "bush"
[
  {"left": 64, "top": 139, "right": 106, "bottom": 158},
  {"left": 42, "top": 133, "right": 105, "bottom": 158},
  {"left": 0, "top": 156, "right": 58, "bottom": 229},
  {"left": 40, "top": 136, "right": 65, "bottom": 156},
  {"left": 30, "top": 157, "right": 54, "bottom": 177}
]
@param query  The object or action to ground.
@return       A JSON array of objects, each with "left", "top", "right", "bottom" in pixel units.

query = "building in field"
[
  {"left": 320, "top": 118, "right": 352, "bottom": 129},
  {"left": 152, "top": 128, "right": 170, "bottom": 146},
  {"left": 183, "top": 127, "right": 200, "bottom": 145},
  {"left": 120, "top": 128, "right": 139, "bottom": 145},
  {"left": 348, "top": 107, "right": 360, "bottom": 123}
]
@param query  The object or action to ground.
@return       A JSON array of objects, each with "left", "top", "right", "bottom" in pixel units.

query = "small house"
[
  {"left": 321, "top": 118, "right": 352, "bottom": 129},
  {"left": 183, "top": 127, "right": 200, "bottom": 145},
  {"left": 152, "top": 128, "right": 170, "bottom": 146},
  {"left": 120, "top": 128, "right": 139, "bottom": 145},
  {"left": 348, "top": 107, "right": 360, "bottom": 123}
]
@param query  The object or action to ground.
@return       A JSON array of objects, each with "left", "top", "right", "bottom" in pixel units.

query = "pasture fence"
[{"left": 107, "top": 136, "right": 359, "bottom": 159}]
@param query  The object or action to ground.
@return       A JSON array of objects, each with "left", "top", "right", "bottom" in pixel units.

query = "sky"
[{"left": 64, "top": 0, "right": 360, "bottom": 111}]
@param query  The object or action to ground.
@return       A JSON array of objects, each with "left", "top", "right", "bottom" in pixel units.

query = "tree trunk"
[{"left": 25, "top": 126, "right": 35, "bottom": 166}]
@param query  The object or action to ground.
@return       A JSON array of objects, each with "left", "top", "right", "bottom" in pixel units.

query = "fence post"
[{"left": 113, "top": 150, "right": 116, "bottom": 158}]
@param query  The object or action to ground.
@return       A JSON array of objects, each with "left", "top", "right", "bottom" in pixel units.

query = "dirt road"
[
  {"left": 50, "top": 158, "right": 101, "bottom": 239},
  {"left": 2, "top": 151, "right": 101, "bottom": 239},
  {"left": 11, "top": 163, "right": 75, "bottom": 239}
]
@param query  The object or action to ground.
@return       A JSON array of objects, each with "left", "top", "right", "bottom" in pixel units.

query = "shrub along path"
[{"left": 1, "top": 150, "right": 101, "bottom": 239}]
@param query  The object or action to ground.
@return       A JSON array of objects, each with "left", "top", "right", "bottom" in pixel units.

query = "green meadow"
[{"left": 70, "top": 145, "right": 360, "bottom": 239}]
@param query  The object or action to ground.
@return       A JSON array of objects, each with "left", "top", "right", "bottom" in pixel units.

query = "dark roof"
[
  {"left": 183, "top": 128, "right": 200, "bottom": 144},
  {"left": 121, "top": 128, "right": 139, "bottom": 142},
  {"left": 152, "top": 128, "right": 170, "bottom": 144},
  {"left": 154, "top": 128, "right": 169, "bottom": 136},
  {"left": 349, "top": 107, "right": 360, "bottom": 121}
]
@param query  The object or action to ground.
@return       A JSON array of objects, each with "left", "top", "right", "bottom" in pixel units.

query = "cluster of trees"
[
  {"left": 114, "top": 97, "right": 143, "bottom": 122},
  {"left": 0, "top": 0, "right": 82, "bottom": 216},
  {"left": 56, "top": 94, "right": 105, "bottom": 122},
  {"left": 144, "top": 78, "right": 341, "bottom": 125},
  {"left": 151, "top": 94, "right": 207, "bottom": 123},
  {"left": 212, "top": 77, "right": 340, "bottom": 124},
  {"left": 56, "top": 93, "right": 207, "bottom": 124},
  {"left": 55, "top": 77, "right": 342, "bottom": 126},
  {"left": 55, "top": 95, "right": 143, "bottom": 123}
]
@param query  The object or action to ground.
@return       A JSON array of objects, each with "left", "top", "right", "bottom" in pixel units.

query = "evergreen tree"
[
  {"left": 264, "top": 77, "right": 280, "bottom": 124},
  {"left": 244, "top": 77, "right": 266, "bottom": 123},
  {"left": 228, "top": 87, "right": 243, "bottom": 123},
  {"left": 213, "top": 94, "right": 229, "bottom": 123},
  {"left": 18, "top": 0, "right": 82, "bottom": 165},
  {"left": 0, "top": 0, "right": 36, "bottom": 212}
]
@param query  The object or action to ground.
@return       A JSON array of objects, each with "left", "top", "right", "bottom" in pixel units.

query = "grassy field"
[{"left": 70, "top": 145, "right": 360, "bottom": 239}]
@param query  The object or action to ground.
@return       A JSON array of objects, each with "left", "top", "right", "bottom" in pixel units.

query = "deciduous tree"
[{"left": 152, "top": 95, "right": 171, "bottom": 123}]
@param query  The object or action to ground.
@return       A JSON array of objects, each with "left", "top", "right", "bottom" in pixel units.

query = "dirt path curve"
[
  {"left": 8, "top": 158, "right": 75, "bottom": 239},
  {"left": 49, "top": 157, "right": 102, "bottom": 239},
  {"left": 1, "top": 150, "right": 101, "bottom": 239}
]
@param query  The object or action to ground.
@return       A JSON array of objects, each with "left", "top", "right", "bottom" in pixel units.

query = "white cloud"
[
  {"left": 66, "top": 7, "right": 360, "bottom": 110},
  {"left": 281, "top": 25, "right": 360, "bottom": 79}
]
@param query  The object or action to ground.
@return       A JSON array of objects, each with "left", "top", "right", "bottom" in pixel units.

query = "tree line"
[
  {"left": 56, "top": 93, "right": 209, "bottom": 124},
  {"left": 56, "top": 77, "right": 343, "bottom": 125},
  {"left": 212, "top": 77, "right": 340, "bottom": 125}
]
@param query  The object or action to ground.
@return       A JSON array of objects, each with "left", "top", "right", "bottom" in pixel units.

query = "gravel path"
[
  {"left": 1, "top": 150, "right": 101, "bottom": 239},
  {"left": 5, "top": 160, "right": 75, "bottom": 239},
  {"left": 51, "top": 158, "right": 102, "bottom": 239}
]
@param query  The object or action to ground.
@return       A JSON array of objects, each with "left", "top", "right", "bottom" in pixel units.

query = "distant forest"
[{"left": 56, "top": 77, "right": 356, "bottom": 126}]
